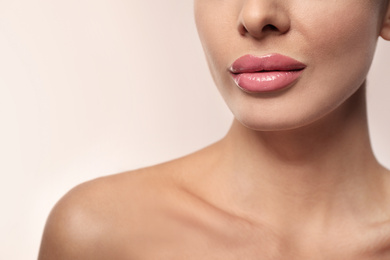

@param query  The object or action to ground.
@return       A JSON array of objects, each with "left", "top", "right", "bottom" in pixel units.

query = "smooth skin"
[{"left": 39, "top": 0, "right": 390, "bottom": 259}]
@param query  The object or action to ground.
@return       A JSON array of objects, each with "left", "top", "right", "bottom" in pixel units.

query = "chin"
[
  {"left": 236, "top": 114, "right": 305, "bottom": 132},
  {"left": 233, "top": 106, "right": 334, "bottom": 132},
  {"left": 226, "top": 79, "right": 367, "bottom": 133}
]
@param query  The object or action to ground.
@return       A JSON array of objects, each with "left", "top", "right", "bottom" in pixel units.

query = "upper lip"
[{"left": 229, "top": 53, "right": 306, "bottom": 74}]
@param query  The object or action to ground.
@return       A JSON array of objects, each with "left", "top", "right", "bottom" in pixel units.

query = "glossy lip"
[{"left": 229, "top": 53, "right": 306, "bottom": 93}]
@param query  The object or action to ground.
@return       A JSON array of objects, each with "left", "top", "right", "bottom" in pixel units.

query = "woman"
[{"left": 39, "top": 0, "right": 390, "bottom": 259}]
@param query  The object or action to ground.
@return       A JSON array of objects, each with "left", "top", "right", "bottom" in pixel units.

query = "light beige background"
[{"left": 1, "top": 1, "right": 389, "bottom": 259}]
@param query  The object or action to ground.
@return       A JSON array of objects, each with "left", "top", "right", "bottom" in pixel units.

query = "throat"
[{"left": 210, "top": 86, "right": 385, "bottom": 226}]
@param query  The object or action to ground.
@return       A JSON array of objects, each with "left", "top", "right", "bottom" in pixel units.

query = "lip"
[{"left": 229, "top": 54, "right": 306, "bottom": 93}]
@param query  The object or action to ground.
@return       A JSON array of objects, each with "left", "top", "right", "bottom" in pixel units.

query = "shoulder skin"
[{"left": 37, "top": 170, "right": 153, "bottom": 260}]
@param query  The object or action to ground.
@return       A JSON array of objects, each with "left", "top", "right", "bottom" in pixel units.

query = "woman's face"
[{"left": 194, "top": 0, "right": 390, "bottom": 131}]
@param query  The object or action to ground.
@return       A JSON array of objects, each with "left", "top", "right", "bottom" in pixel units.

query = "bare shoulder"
[
  {"left": 38, "top": 165, "right": 179, "bottom": 260},
  {"left": 38, "top": 145, "right": 231, "bottom": 259}
]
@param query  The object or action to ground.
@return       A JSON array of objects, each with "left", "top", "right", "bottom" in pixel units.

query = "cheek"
[
  {"left": 194, "top": 1, "right": 238, "bottom": 77},
  {"left": 295, "top": 5, "right": 379, "bottom": 106},
  {"left": 299, "top": 6, "right": 379, "bottom": 67}
]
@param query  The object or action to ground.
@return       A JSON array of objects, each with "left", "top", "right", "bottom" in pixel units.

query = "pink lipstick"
[{"left": 229, "top": 54, "right": 306, "bottom": 93}]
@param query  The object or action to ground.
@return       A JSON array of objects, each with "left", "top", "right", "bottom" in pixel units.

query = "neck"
[{"left": 214, "top": 85, "right": 387, "bottom": 227}]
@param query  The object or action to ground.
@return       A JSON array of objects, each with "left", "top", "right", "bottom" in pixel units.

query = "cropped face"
[{"left": 194, "top": 0, "right": 390, "bottom": 131}]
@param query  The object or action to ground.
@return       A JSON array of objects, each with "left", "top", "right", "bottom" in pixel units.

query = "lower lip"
[{"left": 231, "top": 70, "right": 304, "bottom": 93}]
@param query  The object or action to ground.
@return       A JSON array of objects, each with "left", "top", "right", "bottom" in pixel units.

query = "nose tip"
[{"left": 238, "top": 0, "right": 290, "bottom": 39}]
